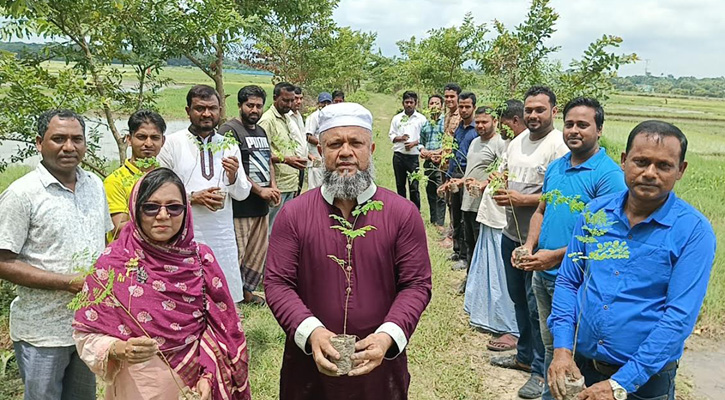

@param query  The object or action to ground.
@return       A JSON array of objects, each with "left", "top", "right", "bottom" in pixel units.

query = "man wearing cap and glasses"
[
  {"left": 266, "top": 102, "right": 432, "bottom": 400},
  {"left": 304, "top": 92, "right": 333, "bottom": 189}
]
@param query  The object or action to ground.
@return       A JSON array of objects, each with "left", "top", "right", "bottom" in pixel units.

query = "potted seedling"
[
  {"left": 326, "top": 200, "right": 384, "bottom": 375},
  {"left": 68, "top": 250, "right": 200, "bottom": 400},
  {"left": 539, "top": 190, "right": 630, "bottom": 398}
]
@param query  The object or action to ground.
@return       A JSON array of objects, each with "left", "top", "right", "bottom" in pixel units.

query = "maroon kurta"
[{"left": 265, "top": 186, "right": 432, "bottom": 400}]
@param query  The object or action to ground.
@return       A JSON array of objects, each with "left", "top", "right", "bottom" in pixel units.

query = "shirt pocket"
[{"left": 627, "top": 244, "right": 673, "bottom": 294}]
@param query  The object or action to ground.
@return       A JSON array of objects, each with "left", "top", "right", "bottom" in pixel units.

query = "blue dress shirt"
[
  {"left": 447, "top": 121, "right": 477, "bottom": 177},
  {"left": 539, "top": 149, "right": 627, "bottom": 280},
  {"left": 549, "top": 191, "right": 716, "bottom": 392}
]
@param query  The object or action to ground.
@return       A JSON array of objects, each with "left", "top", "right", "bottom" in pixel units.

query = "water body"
[{"left": 0, "top": 119, "right": 190, "bottom": 168}]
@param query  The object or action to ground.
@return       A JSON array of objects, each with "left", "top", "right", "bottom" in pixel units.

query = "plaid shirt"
[{"left": 419, "top": 116, "right": 445, "bottom": 151}]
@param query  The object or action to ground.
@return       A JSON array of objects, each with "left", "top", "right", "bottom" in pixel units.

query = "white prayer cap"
[{"left": 317, "top": 103, "right": 373, "bottom": 134}]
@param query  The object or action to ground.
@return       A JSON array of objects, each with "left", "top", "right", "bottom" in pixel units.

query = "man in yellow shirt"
[{"left": 104, "top": 110, "right": 166, "bottom": 240}]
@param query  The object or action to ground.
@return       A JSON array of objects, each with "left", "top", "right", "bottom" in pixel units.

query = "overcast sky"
[{"left": 333, "top": 0, "right": 725, "bottom": 78}]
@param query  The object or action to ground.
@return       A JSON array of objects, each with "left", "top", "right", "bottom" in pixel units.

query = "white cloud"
[{"left": 333, "top": 0, "right": 725, "bottom": 77}]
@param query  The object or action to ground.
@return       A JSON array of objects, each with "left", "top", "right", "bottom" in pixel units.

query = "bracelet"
[{"left": 109, "top": 341, "right": 120, "bottom": 360}]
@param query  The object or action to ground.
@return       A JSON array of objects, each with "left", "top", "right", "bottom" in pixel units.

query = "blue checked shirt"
[
  {"left": 549, "top": 191, "right": 716, "bottom": 392},
  {"left": 418, "top": 117, "right": 445, "bottom": 151}
]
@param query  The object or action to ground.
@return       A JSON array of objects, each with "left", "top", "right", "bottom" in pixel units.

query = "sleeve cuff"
[
  {"left": 551, "top": 326, "right": 575, "bottom": 350},
  {"left": 294, "top": 316, "right": 324, "bottom": 355},
  {"left": 375, "top": 322, "right": 408, "bottom": 359},
  {"left": 612, "top": 361, "right": 648, "bottom": 393}
]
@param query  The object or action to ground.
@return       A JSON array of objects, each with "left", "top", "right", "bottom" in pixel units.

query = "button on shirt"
[
  {"left": 0, "top": 164, "right": 112, "bottom": 347},
  {"left": 447, "top": 121, "right": 479, "bottom": 177},
  {"left": 388, "top": 111, "right": 426, "bottom": 155},
  {"left": 538, "top": 149, "right": 627, "bottom": 280},
  {"left": 549, "top": 191, "right": 716, "bottom": 392}
]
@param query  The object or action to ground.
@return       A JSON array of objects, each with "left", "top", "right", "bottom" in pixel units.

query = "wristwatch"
[{"left": 608, "top": 379, "right": 627, "bottom": 400}]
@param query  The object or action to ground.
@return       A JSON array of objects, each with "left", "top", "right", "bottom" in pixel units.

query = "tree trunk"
[{"left": 214, "top": 37, "right": 227, "bottom": 122}]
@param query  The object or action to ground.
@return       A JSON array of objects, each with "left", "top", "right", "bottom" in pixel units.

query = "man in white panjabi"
[{"left": 158, "top": 85, "right": 251, "bottom": 303}]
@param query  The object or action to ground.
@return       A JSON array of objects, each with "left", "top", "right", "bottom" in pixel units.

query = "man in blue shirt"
[
  {"left": 517, "top": 97, "right": 627, "bottom": 400},
  {"left": 548, "top": 120, "right": 716, "bottom": 400},
  {"left": 445, "top": 92, "right": 478, "bottom": 269},
  {"left": 419, "top": 94, "right": 447, "bottom": 228}
]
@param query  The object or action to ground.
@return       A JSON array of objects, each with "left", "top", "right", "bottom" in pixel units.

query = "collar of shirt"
[
  {"left": 36, "top": 162, "right": 88, "bottom": 191},
  {"left": 271, "top": 105, "right": 289, "bottom": 121},
  {"left": 320, "top": 182, "right": 378, "bottom": 206},
  {"left": 606, "top": 190, "right": 678, "bottom": 228},
  {"left": 123, "top": 159, "right": 142, "bottom": 176},
  {"left": 190, "top": 129, "right": 216, "bottom": 144},
  {"left": 565, "top": 147, "right": 609, "bottom": 171}
]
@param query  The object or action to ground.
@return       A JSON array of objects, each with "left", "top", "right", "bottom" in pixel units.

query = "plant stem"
[{"left": 90, "top": 275, "right": 192, "bottom": 400}]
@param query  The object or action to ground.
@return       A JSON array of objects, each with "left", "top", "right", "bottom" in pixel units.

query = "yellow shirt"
[{"left": 103, "top": 160, "right": 141, "bottom": 241}]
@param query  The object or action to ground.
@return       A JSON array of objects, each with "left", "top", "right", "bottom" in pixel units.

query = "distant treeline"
[
  {"left": 0, "top": 41, "right": 245, "bottom": 69},
  {"left": 612, "top": 75, "right": 725, "bottom": 98}
]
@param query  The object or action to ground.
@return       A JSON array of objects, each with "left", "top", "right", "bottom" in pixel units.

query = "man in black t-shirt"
[{"left": 219, "top": 85, "right": 281, "bottom": 305}]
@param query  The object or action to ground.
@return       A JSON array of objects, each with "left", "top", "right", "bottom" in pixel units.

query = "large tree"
[{"left": 1, "top": 0, "right": 173, "bottom": 167}]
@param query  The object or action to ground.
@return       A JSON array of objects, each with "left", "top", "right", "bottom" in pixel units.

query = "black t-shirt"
[{"left": 218, "top": 119, "right": 272, "bottom": 218}]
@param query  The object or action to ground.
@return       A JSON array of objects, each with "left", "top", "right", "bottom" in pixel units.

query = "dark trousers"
[
  {"left": 393, "top": 152, "right": 420, "bottom": 209},
  {"left": 575, "top": 355, "right": 677, "bottom": 400},
  {"left": 462, "top": 211, "right": 480, "bottom": 272},
  {"left": 296, "top": 168, "right": 305, "bottom": 196},
  {"left": 423, "top": 160, "right": 446, "bottom": 226},
  {"left": 501, "top": 234, "right": 545, "bottom": 378},
  {"left": 449, "top": 173, "right": 465, "bottom": 259}
]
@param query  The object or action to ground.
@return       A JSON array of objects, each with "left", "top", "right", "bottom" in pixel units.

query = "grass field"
[{"left": 0, "top": 64, "right": 724, "bottom": 398}]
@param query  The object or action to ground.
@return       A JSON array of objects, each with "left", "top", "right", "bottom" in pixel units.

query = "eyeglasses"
[{"left": 140, "top": 203, "right": 185, "bottom": 217}]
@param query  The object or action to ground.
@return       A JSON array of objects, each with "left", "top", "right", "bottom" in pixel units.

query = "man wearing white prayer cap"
[{"left": 265, "top": 102, "right": 433, "bottom": 400}]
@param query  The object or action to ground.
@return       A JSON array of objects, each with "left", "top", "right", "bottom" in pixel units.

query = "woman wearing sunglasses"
[{"left": 72, "top": 168, "right": 250, "bottom": 400}]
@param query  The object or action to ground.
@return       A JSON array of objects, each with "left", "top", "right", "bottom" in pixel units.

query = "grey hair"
[{"left": 37, "top": 109, "right": 86, "bottom": 138}]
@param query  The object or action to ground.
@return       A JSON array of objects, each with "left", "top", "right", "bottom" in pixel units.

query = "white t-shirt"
[
  {"left": 287, "top": 111, "right": 308, "bottom": 158},
  {"left": 388, "top": 111, "right": 426, "bottom": 155},
  {"left": 304, "top": 109, "right": 321, "bottom": 159},
  {"left": 501, "top": 129, "right": 569, "bottom": 242}
]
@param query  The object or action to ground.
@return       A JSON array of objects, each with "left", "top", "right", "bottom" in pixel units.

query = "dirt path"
[{"left": 681, "top": 336, "right": 725, "bottom": 399}]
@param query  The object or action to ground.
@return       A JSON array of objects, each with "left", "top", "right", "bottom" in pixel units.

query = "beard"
[{"left": 322, "top": 162, "right": 375, "bottom": 200}]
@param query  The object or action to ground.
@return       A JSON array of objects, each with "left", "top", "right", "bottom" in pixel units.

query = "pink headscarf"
[{"left": 73, "top": 169, "right": 250, "bottom": 399}]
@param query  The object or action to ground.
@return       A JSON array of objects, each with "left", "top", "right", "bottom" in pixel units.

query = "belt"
[{"left": 590, "top": 359, "right": 678, "bottom": 378}]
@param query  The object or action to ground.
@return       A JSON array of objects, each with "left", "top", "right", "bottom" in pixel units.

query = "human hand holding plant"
[
  {"left": 348, "top": 333, "right": 393, "bottom": 377},
  {"left": 258, "top": 187, "right": 281, "bottom": 207},
  {"left": 196, "top": 375, "right": 212, "bottom": 400},
  {"left": 518, "top": 249, "right": 564, "bottom": 272},
  {"left": 404, "top": 140, "right": 419, "bottom": 151},
  {"left": 221, "top": 156, "right": 239, "bottom": 184},
  {"left": 110, "top": 337, "right": 159, "bottom": 364},
  {"left": 548, "top": 348, "right": 583, "bottom": 400},
  {"left": 284, "top": 155, "right": 308, "bottom": 170},
  {"left": 191, "top": 187, "right": 224, "bottom": 211},
  {"left": 309, "top": 327, "right": 340, "bottom": 376}
]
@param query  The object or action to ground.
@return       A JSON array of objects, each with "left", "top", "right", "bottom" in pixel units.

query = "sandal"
[
  {"left": 490, "top": 354, "right": 532, "bottom": 372},
  {"left": 518, "top": 375, "right": 544, "bottom": 399},
  {"left": 487, "top": 333, "right": 518, "bottom": 352},
  {"left": 241, "top": 291, "right": 266, "bottom": 306}
]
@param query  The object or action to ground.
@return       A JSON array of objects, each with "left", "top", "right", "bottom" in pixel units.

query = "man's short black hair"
[
  {"left": 563, "top": 97, "right": 604, "bottom": 130},
  {"left": 273, "top": 82, "right": 296, "bottom": 98},
  {"left": 332, "top": 90, "right": 345, "bottom": 100},
  {"left": 458, "top": 92, "right": 477, "bottom": 105},
  {"left": 444, "top": 82, "right": 462, "bottom": 94},
  {"left": 428, "top": 94, "right": 443, "bottom": 104},
  {"left": 475, "top": 106, "right": 495, "bottom": 116},
  {"left": 237, "top": 85, "right": 267, "bottom": 105},
  {"left": 186, "top": 85, "right": 221, "bottom": 107},
  {"left": 626, "top": 120, "right": 688, "bottom": 164},
  {"left": 500, "top": 99, "right": 524, "bottom": 120},
  {"left": 128, "top": 110, "right": 166, "bottom": 135},
  {"left": 403, "top": 91, "right": 418, "bottom": 102},
  {"left": 293, "top": 86, "right": 302, "bottom": 95},
  {"left": 524, "top": 85, "right": 557, "bottom": 107},
  {"left": 37, "top": 109, "right": 85, "bottom": 139}
]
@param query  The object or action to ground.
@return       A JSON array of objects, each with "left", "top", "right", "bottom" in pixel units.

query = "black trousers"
[
  {"left": 393, "top": 152, "right": 420, "bottom": 209},
  {"left": 448, "top": 171, "right": 465, "bottom": 259},
  {"left": 462, "top": 211, "right": 480, "bottom": 272},
  {"left": 423, "top": 159, "right": 446, "bottom": 226}
]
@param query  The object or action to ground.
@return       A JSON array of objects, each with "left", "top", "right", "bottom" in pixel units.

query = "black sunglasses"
[{"left": 140, "top": 202, "right": 185, "bottom": 217}]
